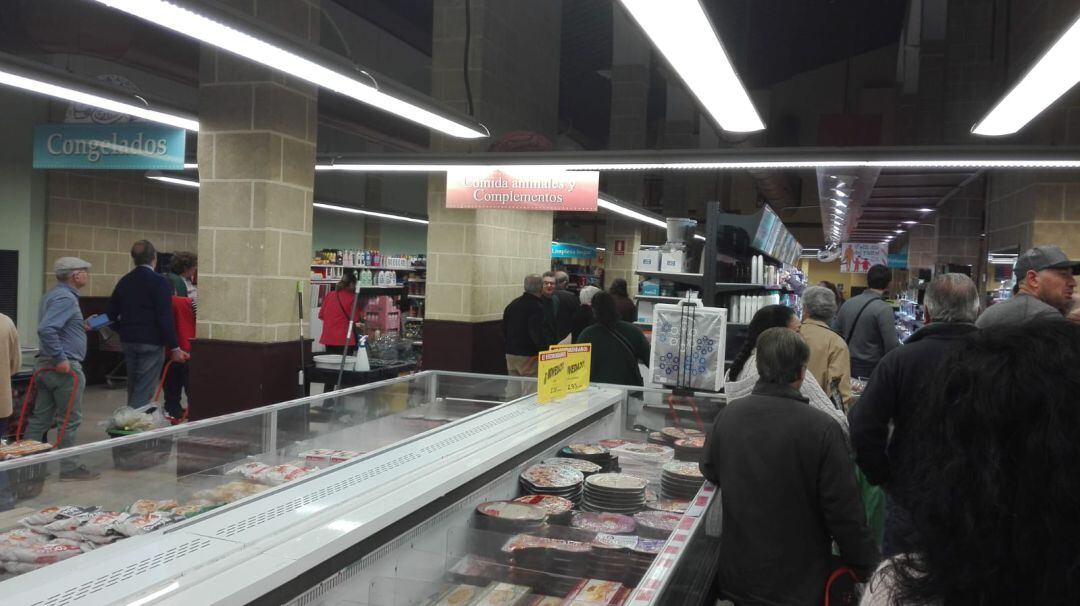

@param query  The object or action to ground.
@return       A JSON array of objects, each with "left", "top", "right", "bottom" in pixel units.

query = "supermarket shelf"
[
  {"left": 637, "top": 320, "right": 749, "bottom": 328},
  {"left": 714, "top": 282, "right": 794, "bottom": 293},
  {"left": 408, "top": 294, "right": 426, "bottom": 299},
  {"left": 634, "top": 271, "right": 703, "bottom": 286},
  {"left": 404, "top": 317, "right": 424, "bottom": 322},
  {"left": 635, "top": 295, "right": 692, "bottom": 302},
  {"left": 358, "top": 284, "right": 405, "bottom": 290},
  {"left": 311, "top": 264, "right": 421, "bottom": 271}
]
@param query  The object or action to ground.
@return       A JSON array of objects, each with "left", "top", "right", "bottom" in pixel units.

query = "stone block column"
[
  {"left": 423, "top": 0, "right": 561, "bottom": 374},
  {"left": 604, "top": 219, "right": 642, "bottom": 296},
  {"left": 189, "top": 1, "right": 319, "bottom": 418}
]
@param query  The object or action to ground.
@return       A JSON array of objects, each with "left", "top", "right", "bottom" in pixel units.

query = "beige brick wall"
[
  {"left": 604, "top": 219, "right": 642, "bottom": 295},
  {"left": 987, "top": 172, "right": 1080, "bottom": 257},
  {"left": 44, "top": 171, "right": 198, "bottom": 297},
  {"left": 425, "top": 176, "right": 552, "bottom": 323}
]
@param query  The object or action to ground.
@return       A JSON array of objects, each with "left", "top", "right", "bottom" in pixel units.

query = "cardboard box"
[
  {"left": 660, "top": 249, "right": 687, "bottom": 273},
  {"left": 636, "top": 248, "right": 661, "bottom": 272}
]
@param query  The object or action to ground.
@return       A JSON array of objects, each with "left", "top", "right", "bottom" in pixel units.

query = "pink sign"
[{"left": 446, "top": 167, "right": 599, "bottom": 211}]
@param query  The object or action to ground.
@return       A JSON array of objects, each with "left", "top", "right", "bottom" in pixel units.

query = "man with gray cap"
[
  {"left": 30, "top": 257, "right": 99, "bottom": 480},
  {"left": 977, "top": 245, "right": 1079, "bottom": 329}
]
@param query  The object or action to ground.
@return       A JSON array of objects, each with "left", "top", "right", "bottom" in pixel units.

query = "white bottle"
[
  {"left": 750, "top": 256, "right": 758, "bottom": 285},
  {"left": 731, "top": 296, "right": 739, "bottom": 325}
]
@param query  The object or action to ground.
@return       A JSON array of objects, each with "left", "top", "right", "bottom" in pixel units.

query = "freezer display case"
[{"left": 0, "top": 372, "right": 722, "bottom": 606}]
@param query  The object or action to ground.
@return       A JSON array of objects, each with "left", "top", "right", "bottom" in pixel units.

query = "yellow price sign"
[
  {"left": 549, "top": 344, "right": 591, "bottom": 393},
  {"left": 537, "top": 349, "right": 568, "bottom": 404}
]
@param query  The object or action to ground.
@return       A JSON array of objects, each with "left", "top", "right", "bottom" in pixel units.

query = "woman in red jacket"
[{"left": 319, "top": 271, "right": 364, "bottom": 355}]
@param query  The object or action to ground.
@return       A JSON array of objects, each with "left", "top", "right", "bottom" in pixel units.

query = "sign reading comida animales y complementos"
[{"left": 446, "top": 167, "right": 598, "bottom": 211}]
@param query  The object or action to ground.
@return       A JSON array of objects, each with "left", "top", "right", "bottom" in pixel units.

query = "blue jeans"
[
  {"left": 26, "top": 359, "right": 85, "bottom": 472},
  {"left": 123, "top": 343, "right": 165, "bottom": 409}
]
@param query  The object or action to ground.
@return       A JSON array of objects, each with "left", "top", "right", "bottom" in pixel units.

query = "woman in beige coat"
[{"left": 0, "top": 312, "right": 21, "bottom": 432}]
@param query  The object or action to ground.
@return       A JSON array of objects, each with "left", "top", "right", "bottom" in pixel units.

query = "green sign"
[{"left": 33, "top": 124, "right": 186, "bottom": 170}]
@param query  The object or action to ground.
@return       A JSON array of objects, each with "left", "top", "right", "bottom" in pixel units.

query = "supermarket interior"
[{"left": 1, "top": 0, "right": 1080, "bottom": 605}]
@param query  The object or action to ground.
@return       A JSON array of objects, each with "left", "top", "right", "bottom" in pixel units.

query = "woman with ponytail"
[{"left": 725, "top": 305, "right": 849, "bottom": 434}]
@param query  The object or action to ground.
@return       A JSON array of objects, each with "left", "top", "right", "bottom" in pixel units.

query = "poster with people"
[{"left": 841, "top": 243, "right": 888, "bottom": 273}]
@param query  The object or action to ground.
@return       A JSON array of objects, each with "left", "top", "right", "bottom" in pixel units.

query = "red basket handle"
[
  {"left": 15, "top": 367, "right": 80, "bottom": 448},
  {"left": 824, "top": 566, "right": 859, "bottom": 606}
]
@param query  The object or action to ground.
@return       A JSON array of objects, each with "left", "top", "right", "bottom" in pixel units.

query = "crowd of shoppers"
[{"left": 697, "top": 244, "right": 1080, "bottom": 605}]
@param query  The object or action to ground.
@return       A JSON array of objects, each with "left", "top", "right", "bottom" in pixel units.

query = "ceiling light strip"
[
  {"left": 972, "top": 14, "right": 1080, "bottom": 135},
  {"left": 617, "top": 0, "right": 763, "bottom": 133},
  {"left": 314, "top": 202, "right": 429, "bottom": 225},
  {"left": 0, "top": 53, "right": 198, "bottom": 131},
  {"left": 146, "top": 175, "right": 200, "bottom": 187},
  {"left": 91, "top": 0, "right": 486, "bottom": 139}
]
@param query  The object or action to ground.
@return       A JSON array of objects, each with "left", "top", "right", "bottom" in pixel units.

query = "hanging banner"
[
  {"left": 33, "top": 124, "right": 186, "bottom": 170},
  {"left": 537, "top": 349, "right": 569, "bottom": 404},
  {"left": 549, "top": 344, "right": 591, "bottom": 393},
  {"left": 446, "top": 167, "right": 599, "bottom": 211},
  {"left": 841, "top": 243, "right": 889, "bottom": 273}
]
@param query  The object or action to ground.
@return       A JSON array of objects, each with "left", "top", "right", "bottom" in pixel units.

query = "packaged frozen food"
[
  {"left": 563, "top": 579, "right": 627, "bottom": 605},
  {"left": 473, "top": 581, "right": 531, "bottom": 606},
  {"left": 5, "top": 561, "right": 47, "bottom": 574},
  {"left": 79, "top": 512, "right": 130, "bottom": 536},
  {"left": 50, "top": 530, "right": 119, "bottom": 545},
  {"left": 299, "top": 449, "right": 337, "bottom": 467},
  {"left": 42, "top": 509, "right": 101, "bottom": 533},
  {"left": 20, "top": 505, "right": 99, "bottom": 528},
  {"left": 128, "top": 499, "right": 180, "bottom": 515},
  {"left": 225, "top": 461, "right": 271, "bottom": 481},
  {"left": 116, "top": 512, "right": 177, "bottom": 537},
  {"left": 170, "top": 502, "right": 222, "bottom": 518},
  {"left": 0, "top": 439, "right": 52, "bottom": 460},
  {"left": 330, "top": 450, "right": 363, "bottom": 463},
  {"left": 251, "top": 463, "right": 314, "bottom": 486},
  {"left": 426, "top": 583, "right": 484, "bottom": 606},
  {"left": 2, "top": 541, "right": 84, "bottom": 564},
  {"left": 193, "top": 481, "right": 268, "bottom": 503},
  {"left": 0, "top": 529, "right": 47, "bottom": 548}
]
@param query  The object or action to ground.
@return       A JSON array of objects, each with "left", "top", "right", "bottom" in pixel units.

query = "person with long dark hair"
[
  {"left": 726, "top": 304, "right": 848, "bottom": 433},
  {"left": 861, "top": 320, "right": 1080, "bottom": 605},
  {"left": 576, "top": 291, "right": 649, "bottom": 386},
  {"left": 608, "top": 278, "right": 637, "bottom": 323}
]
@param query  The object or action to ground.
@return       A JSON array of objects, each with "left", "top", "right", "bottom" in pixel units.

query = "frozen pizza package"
[
  {"left": 225, "top": 461, "right": 271, "bottom": 481},
  {"left": 473, "top": 581, "right": 531, "bottom": 606},
  {"left": 20, "top": 505, "right": 99, "bottom": 528},
  {"left": 79, "top": 512, "right": 130, "bottom": 536},
  {"left": 562, "top": 579, "right": 628, "bottom": 606},
  {"left": 3, "top": 541, "right": 84, "bottom": 564},
  {"left": 51, "top": 530, "right": 119, "bottom": 545},
  {"left": 0, "top": 529, "right": 48, "bottom": 562},
  {"left": 116, "top": 512, "right": 178, "bottom": 537},
  {"left": 330, "top": 450, "right": 363, "bottom": 464},
  {"left": 42, "top": 508, "right": 101, "bottom": 534},
  {"left": 299, "top": 449, "right": 337, "bottom": 468},
  {"left": 128, "top": 499, "right": 180, "bottom": 515},
  {"left": 251, "top": 463, "right": 314, "bottom": 486}
]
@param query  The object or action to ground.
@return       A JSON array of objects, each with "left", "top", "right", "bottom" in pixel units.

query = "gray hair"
[
  {"left": 755, "top": 327, "right": 810, "bottom": 384},
  {"left": 524, "top": 274, "right": 543, "bottom": 296},
  {"left": 803, "top": 286, "right": 837, "bottom": 321},
  {"left": 924, "top": 273, "right": 980, "bottom": 323},
  {"left": 555, "top": 271, "right": 569, "bottom": 287},
  {"left": 55, "top": 269, "right": 75, "bottom": 282},
  {"left": 579, "top": 285, "right": 601, "bottom": 305}
]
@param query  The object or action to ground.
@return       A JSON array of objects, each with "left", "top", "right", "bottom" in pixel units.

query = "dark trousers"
[
  {"left": 883, "top": 492, "right": 918, "bottom": 557},
  {"left": 163, "top": 360, "right": 189, "bottom": 418},
  {"left": 850, "top": 359, "right": 878, "bottom": 380}
]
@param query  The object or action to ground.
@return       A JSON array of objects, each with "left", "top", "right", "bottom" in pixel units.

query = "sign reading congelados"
[
  {"left": 446, "top": 167, "right": 598, "bottom": 211},
  {"left": 33, "top": 124, "right": 186, "bottom": 170}
]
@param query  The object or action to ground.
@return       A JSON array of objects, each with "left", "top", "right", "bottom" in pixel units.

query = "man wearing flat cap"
[
  {"left": 29, "top": 257, "right": 99, "bottom": 480},
  {"left": 977, "top": 245, "right": 1080, "bottom": 329}
]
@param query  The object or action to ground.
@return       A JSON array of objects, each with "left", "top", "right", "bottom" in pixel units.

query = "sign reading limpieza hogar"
[
  {"left": 537, "top": 350, "right": 569, "bottom": 404},
  {"left": 549, "top": 344, "right": 591, "bottom": 393},
  {"left": 33, "top": 124, "right": 186, "bottom": 170},
  {"left": 446, "top": 167, "right": 599, "bottom": 211},
  {"left": 841, "top": 242, "right": 889, "bottom": 274}
]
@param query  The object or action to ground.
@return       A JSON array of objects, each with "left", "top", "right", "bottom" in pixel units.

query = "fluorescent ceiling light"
[
  {"left": 91, "top": 0, "right": 486, "bottom": 139},
  {"left": 973, "top": 15, "right": 1080, "bottom": 135},
  {"left": 615, "top": 0, "right": 763, "bottom": 132},
  {"left": 596, "top": 197, "right": 667, "bottom": 229},
  {"left": 894, "top": 229, "right": 905, "bottom": 234},
  {"left": 833, "top": 189, "right": 849, "bottom": 198},
  {"left": 146, "top": 175, "right": 199, "bottom": 188},
  {"left": 314, "top": 202, "right": 428, "bottom": 225},
  {"left": 902, "top": 220, "right": 918, "bottom": 225},
  {"left": 596, "top": 247, "right": 606, "bottom": 251},
  {"left": 833, "top": 199, "right": 847, "bottom": 208},
  {"left": 0, "top": 61, "right": 198, "bottom": 131},
  {"left": 317, "top": 158, "right": 1080, "bottom": 172},
  {"left": 693, "top": 234, "right": 707, "bottom": 241},
  {"left": 918, "top": 207, "right": 933, "bottom": 212},
  {"left": 183, "top": 162, "right": 198, "bottom": 169}
]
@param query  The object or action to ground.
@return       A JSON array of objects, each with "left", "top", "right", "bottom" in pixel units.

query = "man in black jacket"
[
  {"left": 851, "top": 273, "right": 980, "bottom": 556},
  {"left": 552, "top": 271, "right": 579, "bottom": 343},
  {"left": 107, "top": 240, "right": 189, "bottom": 408},
  {"left": 702, "top": 327, "right": 878, "bottom": 605},
  {"left": 503, "top": 274, "right": 550, "bottom": 377}
]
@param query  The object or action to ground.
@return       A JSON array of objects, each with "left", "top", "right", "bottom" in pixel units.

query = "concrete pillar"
[
  {"left": 423, "top": 0, "right": 561, "bottom": 373},
  {"left": 190, "top": 0, "right": 320, "bottom": 417},
  {"left": 907, "top": 224, "right": 937, "bottom": 272},
  {"left": 604, "top": 219, "right": 642, "bottom": 296}
]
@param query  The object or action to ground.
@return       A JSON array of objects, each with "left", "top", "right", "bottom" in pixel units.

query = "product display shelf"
[{"left": 633, "top": 271, "right": 703, "bottom": 287}]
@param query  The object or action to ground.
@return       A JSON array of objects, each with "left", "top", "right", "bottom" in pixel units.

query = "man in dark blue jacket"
[
  {"left": 107, "top": 240, "right": 189, "bottom": 409},
  {"left": 851, "top": 273, "right": 981, "bottom": 556}
]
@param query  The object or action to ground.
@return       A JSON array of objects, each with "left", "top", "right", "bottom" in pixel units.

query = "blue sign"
[
  {"left": 888, "top": 253, "right": 908, "bottom": 269},
  {"left": 551, "top": 242, "right": 598, "bottom": 259},
  {"left": 33, "top": 124, "right": 186, "bottom": 170}
]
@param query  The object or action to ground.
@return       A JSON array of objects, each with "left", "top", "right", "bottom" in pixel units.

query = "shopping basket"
[{"left": 105, "top": 360, "right": 178, "bottom": 470}]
